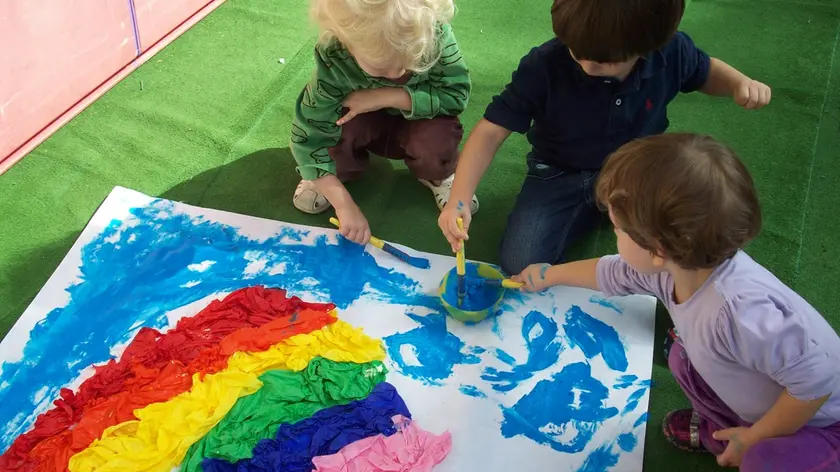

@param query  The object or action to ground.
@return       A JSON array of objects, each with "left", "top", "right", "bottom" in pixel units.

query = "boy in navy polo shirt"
[{"left": 437, "top": 0, "right": 771, "bottom": 274}]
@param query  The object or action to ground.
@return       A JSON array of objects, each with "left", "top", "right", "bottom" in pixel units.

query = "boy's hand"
[
  {"left": 511, "top": 263, "right": 552, "bottom": 292},
  {"left": 438, "top": 200, "right": 471, "bottom": 252},
  {"left": 734, "top": 79, "right": 771, "bottom": 110},
  {"left": 338, "top": 88, "right": 410, "bottom": 125},
  {"left": 334, "top": 204, "right": 371, "bottom": 245}
]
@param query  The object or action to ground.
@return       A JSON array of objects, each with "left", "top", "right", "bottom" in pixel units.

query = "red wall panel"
[
  {"left": 133, "top": 0, "right": 212, "bottom": 51},
  {"left": 0, "top": 0, "right": 137, "bottom": 160}
]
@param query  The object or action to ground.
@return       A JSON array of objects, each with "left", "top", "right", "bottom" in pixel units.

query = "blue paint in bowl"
[{"left": 438, "top": 262, "right": 504, "bottom": 322}]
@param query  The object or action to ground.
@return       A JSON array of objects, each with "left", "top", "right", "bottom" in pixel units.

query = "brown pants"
[{"left": 328, "top": 109, "right": 463, "bottom": 182}]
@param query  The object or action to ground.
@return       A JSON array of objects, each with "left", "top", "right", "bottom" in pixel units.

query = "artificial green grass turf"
[{"left": 1, "top": 0, "right": 839, "bottom": 470}]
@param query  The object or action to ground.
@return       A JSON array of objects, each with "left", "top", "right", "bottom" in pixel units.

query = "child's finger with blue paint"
[{"left": 511, "top": 270, "right": 534, "bottom": 292}]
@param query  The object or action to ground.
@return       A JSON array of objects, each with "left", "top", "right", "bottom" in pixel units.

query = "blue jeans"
[{"left": 498, "top": 158, "right": 603, "bottom": 275}]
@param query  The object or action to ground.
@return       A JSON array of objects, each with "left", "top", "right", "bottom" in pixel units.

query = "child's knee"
[
  {"left": 666, "top": 339, "right": 686, "bottom": 374},
  {"left": 739, "top": 439, "right": 793, "bottom": 472},
  {"left": 404, "top": 117, "right": 463, "bottom": 161}
]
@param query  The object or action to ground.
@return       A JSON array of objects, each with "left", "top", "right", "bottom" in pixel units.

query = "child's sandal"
[{"left": 662, "top": 409, "right": 709, "bottom": 453}]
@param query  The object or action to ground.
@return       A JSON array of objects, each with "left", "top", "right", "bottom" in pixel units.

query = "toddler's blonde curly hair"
[{"left": 311, "top": 0, "right": 455, "bottom": 73}]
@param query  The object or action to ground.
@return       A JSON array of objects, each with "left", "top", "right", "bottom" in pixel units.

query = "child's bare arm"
[
  {"left": 713, "top": 391, "right": 830, "bottom": 467},
  {"left": 438, "top": 119, "right": 510, "bottom": 250},
  {"left": 512, "top": 259, "right": 601, "bottom": 292},
  {"left": 700, "top": 58, "right": 772, "bottom": 109}
]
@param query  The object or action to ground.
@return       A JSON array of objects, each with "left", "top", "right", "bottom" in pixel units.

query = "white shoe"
[
  {"left": 419, "top": 175, "right": 479, "bottom": 214},
  {"left": 293, "top": 180, "right": 331, "bottom": 214}
]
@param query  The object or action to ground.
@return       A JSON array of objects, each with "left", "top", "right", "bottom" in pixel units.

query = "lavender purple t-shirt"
[{"left": 596, "top": 250, "right": 840, "bottom": 426}]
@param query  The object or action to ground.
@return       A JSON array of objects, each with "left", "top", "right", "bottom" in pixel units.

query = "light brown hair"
[
  {"left": 551, "top": 0, "right": 685, "bottom": 63},
  {"left": 596, "top": 133, "right": 762, "bottom": 269}
]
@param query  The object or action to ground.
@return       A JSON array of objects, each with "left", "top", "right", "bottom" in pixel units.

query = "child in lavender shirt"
[{"left": 512, "top": 133, "right": 840, "bottom": 471}]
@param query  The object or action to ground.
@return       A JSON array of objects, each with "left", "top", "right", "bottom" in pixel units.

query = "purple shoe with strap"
[{"left": 662, "top": 409, "right": 711, "bottom": 453}]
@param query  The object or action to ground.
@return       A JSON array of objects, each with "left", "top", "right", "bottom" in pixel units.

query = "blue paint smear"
[
  {"left": 384, "top": 312, "right": 480, "bottom": 386},
  {"left": 633, "top": 412, "right": 648, "bottom": 428},
  {"left": 493, "top": 348, "right": 516, "bottom": 366},
  {"left": 0, "top": 198, "right": 437, "bottom": 450},
  {"left": 482, "top": 311, "right": 563, "bottom": 392},
  {"left": 622, "top": 387, "right": 648, "bottom": 416},
  {"left": 459, "top": 385, "right": 487, "bottom": 398},
  {"left": 491, "top": 309, "right": 504, "bottom": 339},
  {"left": 578, "top": 444, "right": 620, "bottom": 472},
  {"left": 563, "top": 305, "right": 628, "bottom": 372},
  {"left": 442, "top": 263, "right": 501, "bottom": 311},
  {"left": 589, "top": 294, "right": 623, "bottom": 314},
  {"left": 492, "top": 290, "right": 530, "bottom": 340},
  {"left": 501, "top": 362, "right": 619, "bottom": 453},
  {"left": 469, "top": 346, "right": 486, "bottom": 355},
  {"left": 617, "top": 433, "right": 637, "bottom": 452},
  {"left": 613, "top": 375, "right": 637, "bottom": 389},
  {"left": 639, "top": 379, "right": 652, "bottom": 387}
]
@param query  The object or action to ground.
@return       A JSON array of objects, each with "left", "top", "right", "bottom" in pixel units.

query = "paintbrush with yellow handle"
[
  {"left": 329, "top": 217, "right": 431, "bottom": 269},
  {"left": 456, "top": 217, "right": 467, "bottom": 307}
]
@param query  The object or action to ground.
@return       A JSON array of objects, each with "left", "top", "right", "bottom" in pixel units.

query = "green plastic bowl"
[{"left": 438, "top": 262, "right": 505, "bottom": 323}]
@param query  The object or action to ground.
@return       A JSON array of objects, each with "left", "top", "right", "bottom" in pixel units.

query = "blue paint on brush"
[
  {"left": 500, "top": 362, "right": 619, "bottom": 453},
  {"left": 578, "top": 443, "right": 621, "bottom": 472},
  {"left": 589, "top": 294, "right": 623, "bottom": 314},
  {"left": 563, "top": 305, "right": 628, "bottom": 372},
  {"left": 613, "top": 375, "right": 637, "bottom": 389},
  {"left": 482, "top": 311, "right": 563, "bottom": 392},
  {"left": 633, "top": 412, "right": 648, "bottom": 428},
  {"left": 459, "top": 385, "right": 487, "bottom": 398},
  {"left": 617, "top": 433, "right": 638, "bottom": 452},
  {"left": 384, "top": 312, "right": 480, "bottom": 386},
  {"left": 622, "top": 387, "right": 648, "bottom": 416},
  {"left": 0, "top": 198, "right": 435, "bottom": 450},
  {"left": 379, "top": 241, "right": 431, "bottom": 269}
]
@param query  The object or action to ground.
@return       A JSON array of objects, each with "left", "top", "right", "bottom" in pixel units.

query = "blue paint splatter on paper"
[
  {"left": 589, "top": 294, "right": 623, "bottom": 314},
  {"left": 500, "top": 362, "right": 619, "bottom": 453},
  {"left": 622, "top": 387, "right": 648, "bottom": 416},
  {"left": 0, "top": 198, "right": 436, "bottom": 449},
  {"left": 490, "top": 290, "right": 531, "bottom": 340},
  {"left": 617, "top": 433, "right": 637, "bottom": 452},
  {"left": 490, "top": 309, "right": 504, "bottom": 339},
  {"left": 563, "top": 305, "right": 628, "bottom": 372},
  {"left": 482, "top": 311, "right": 563, "bottom": 392},
  {"left": 578, "top": 443, "right": 620, "bottom": 472},
  {"left": 459, "top": 385, "right": 487, "bottom": 398},
  {"left": 634, "top": 412, "right": 648, "bottom": 428},
  {"left": 384, "top": 313, "right": 480, "bottom": 386},
  {"left": 493, "top": 348, "right": 516, "bottom": 366},
  {"left": 613, "top": 375, "right": 637, "bottom": 389}
]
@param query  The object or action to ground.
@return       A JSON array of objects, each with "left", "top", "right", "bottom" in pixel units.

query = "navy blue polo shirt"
[{"left": 484, "top": 32, "right": 711, "bottom": 170}]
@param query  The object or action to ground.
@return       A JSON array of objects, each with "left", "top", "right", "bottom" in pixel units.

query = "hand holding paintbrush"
[{"left": 329, "top": 217, "right": 431, "bottom": 269}]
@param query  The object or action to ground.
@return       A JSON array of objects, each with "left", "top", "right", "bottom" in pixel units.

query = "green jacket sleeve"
[
  {"left": 402, "top": 24, "right": 471, "bottom": 120},
  {"left": 291, "top": 47, "right": 354, "bottom": 180}
]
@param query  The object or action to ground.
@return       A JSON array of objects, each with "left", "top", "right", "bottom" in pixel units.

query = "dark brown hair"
[
  {"left": 551, "top": 0, "right": 686, "bottom": 63},
  {"left": 596, "top": 133, "right": 762, "bottom": 269}
]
